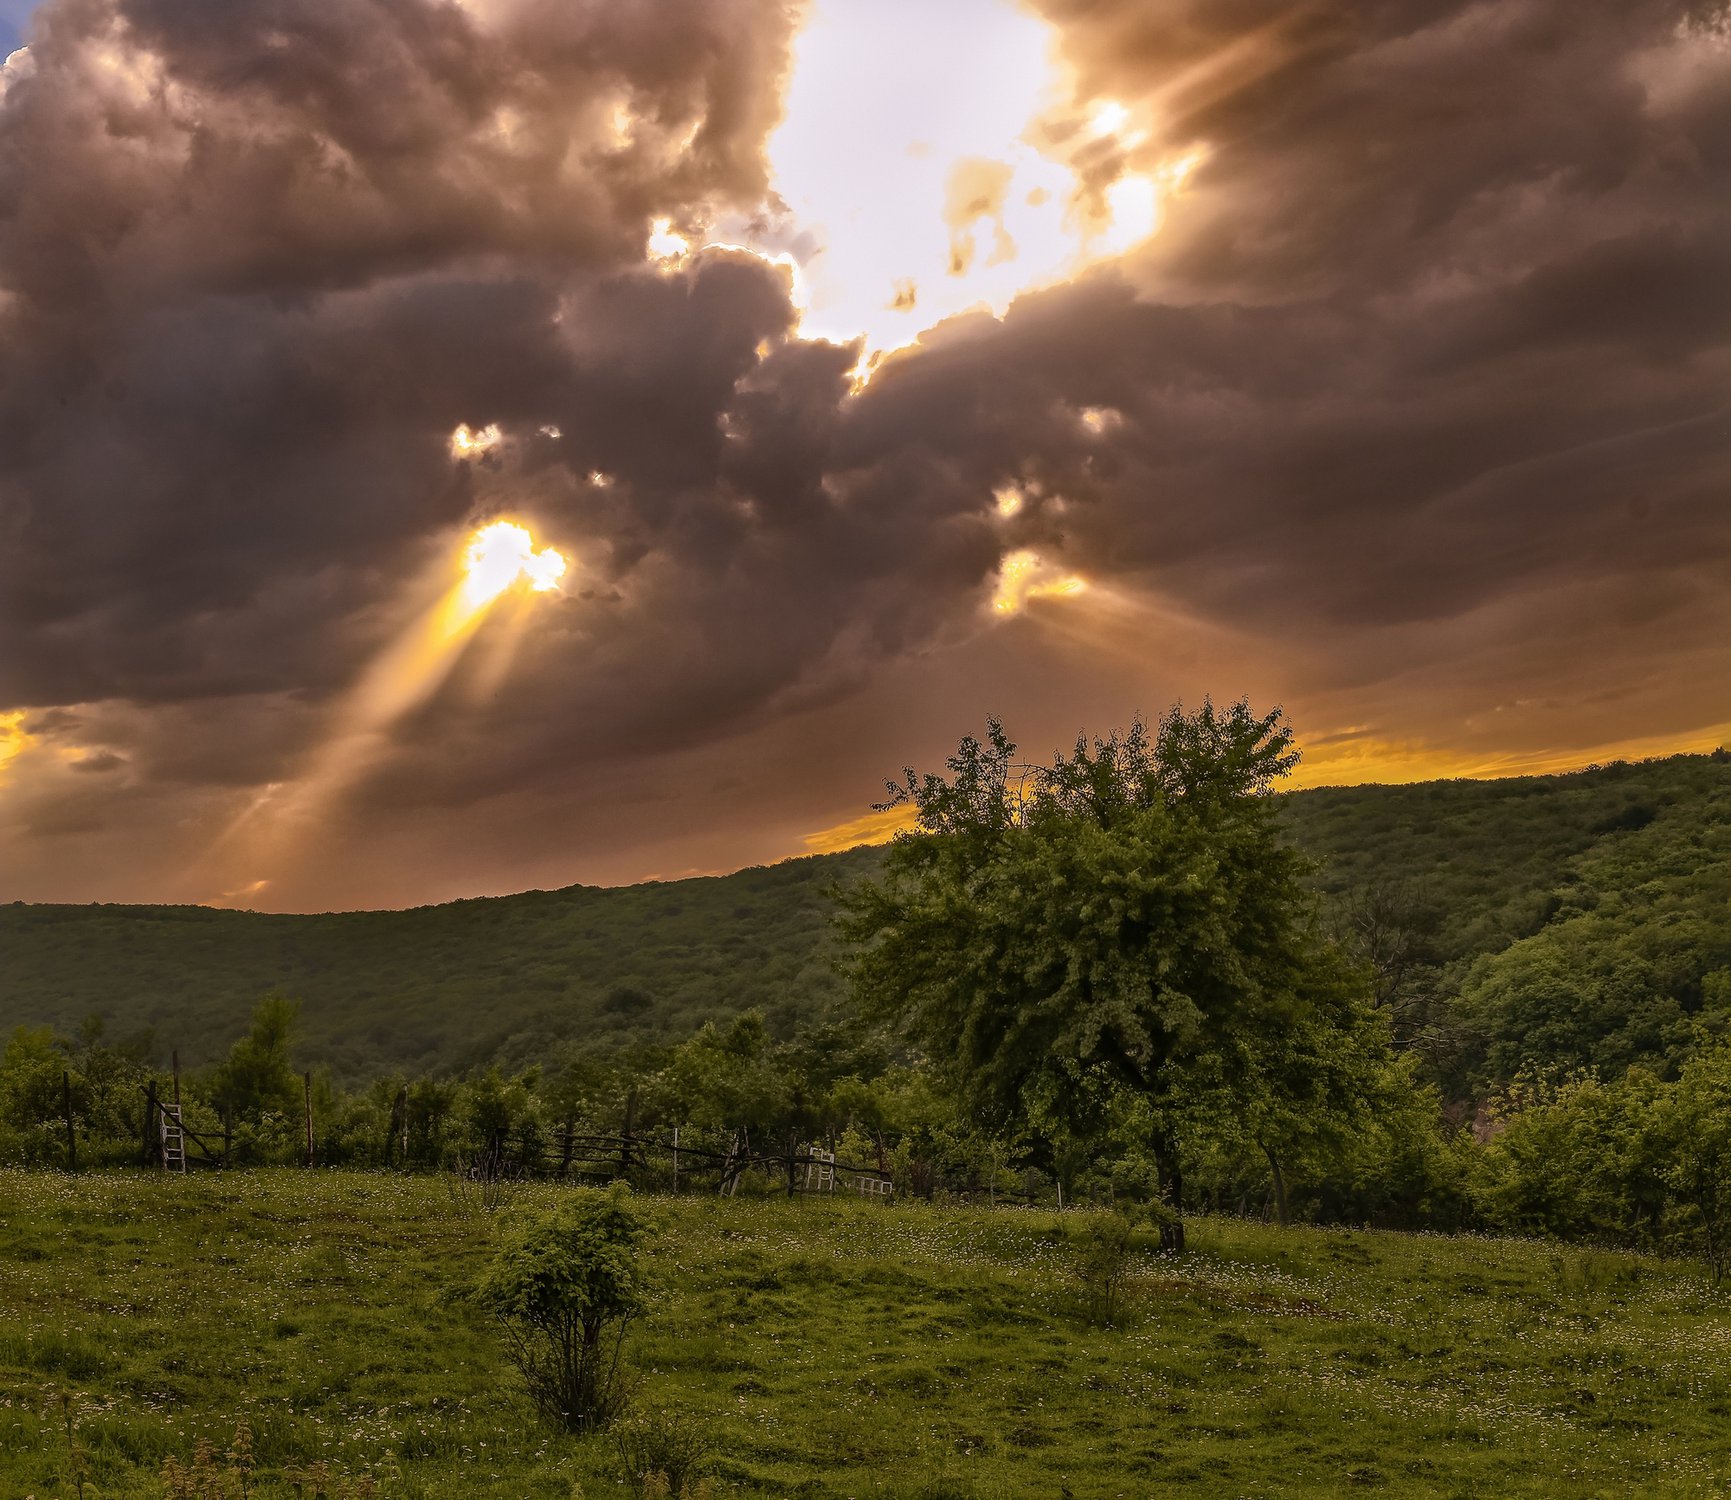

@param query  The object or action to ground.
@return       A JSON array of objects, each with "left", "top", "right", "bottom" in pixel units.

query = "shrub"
[
  {"left": 476, "top": 1185, "right": 652, "bottom": 1431},
  {"left": 445, "top": 1150, "right": 521, "bottom": 1218},
  {"left": 614, "top": 1406, "right": 713, "bottom": 1497},
  {"left": 1072, "top": 1210, "right": 1137, "bottom": 1327}
]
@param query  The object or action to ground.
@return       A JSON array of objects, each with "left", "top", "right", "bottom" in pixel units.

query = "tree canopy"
[{"left": 841, "top": 701, "right": 1392, "bottom": 1248}]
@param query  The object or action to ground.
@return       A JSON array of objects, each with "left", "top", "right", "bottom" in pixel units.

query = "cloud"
[{"left": 1, "top": 0, "right": 1728, "bottom": 908}]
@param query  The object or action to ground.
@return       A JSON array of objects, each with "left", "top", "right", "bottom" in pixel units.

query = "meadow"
[{"left": 4, "top": 1169, "right": 1730, "bottom": 1498}]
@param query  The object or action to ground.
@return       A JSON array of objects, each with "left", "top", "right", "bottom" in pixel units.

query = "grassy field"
[{"left": 3, "top": 1170, "right": 1730, "bottom": 1497}]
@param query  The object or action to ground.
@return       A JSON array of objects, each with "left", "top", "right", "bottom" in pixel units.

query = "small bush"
[
  {"left": 1072, "top": 1210, "right": 1137, "bottom": 1327},
  {"left": 615, "top": 1406, "right": 713, "bottom": 1497},
  {"left": 444, "top": 1151, "right": 521, "bottom": 1217},
  {"left": 476, "top": 1184, "right": 652, "bottom": 1432}
]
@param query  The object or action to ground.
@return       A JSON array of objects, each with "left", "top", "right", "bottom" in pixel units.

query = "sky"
[
  {"left": 0, "top": 1, "right": 30, "bottom": 56},
  {"left": 0, "top": 0, "right": 1728, "bottom": 912}
]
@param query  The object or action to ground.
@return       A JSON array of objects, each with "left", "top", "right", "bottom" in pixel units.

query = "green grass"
[{"left": 5, "top": 1171, "right": 1731, "bottom": 1496}]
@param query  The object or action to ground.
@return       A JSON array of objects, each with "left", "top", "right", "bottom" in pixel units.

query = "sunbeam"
[{"left": 190, "top": 521, "right": 570, "bottom": 896}]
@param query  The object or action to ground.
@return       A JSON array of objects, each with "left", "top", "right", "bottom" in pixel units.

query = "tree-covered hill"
[
  {"left": 1279, "top": 751, "right": 1731, "bottom": 1087},
  {"left": 4, "top": 752, "right": 1729, "bottom": 1084},
  {"left": 0, "top": 844, "right": 887, "bottom": 1079}
]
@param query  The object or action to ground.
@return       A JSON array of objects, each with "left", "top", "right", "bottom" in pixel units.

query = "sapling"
[{"left": 477, "top": 1184, "right": 652, "bottom": 1431}]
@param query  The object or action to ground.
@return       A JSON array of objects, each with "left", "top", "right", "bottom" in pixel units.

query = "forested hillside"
[{"left": 4, "top": 753, "right": 1729, "bottom": 1085}]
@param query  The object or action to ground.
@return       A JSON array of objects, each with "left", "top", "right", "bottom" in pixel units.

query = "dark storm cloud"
[
  {"left": 2, "top": 0, "right": 1729, "bottom": 907},
  {"left": 0, "top": 0, "right": 802, "bottom": 707}
]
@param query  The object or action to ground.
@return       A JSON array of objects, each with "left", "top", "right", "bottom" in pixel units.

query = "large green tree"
[{"left": 840, "top": 701, "right": 1390, "bottom": 1249}]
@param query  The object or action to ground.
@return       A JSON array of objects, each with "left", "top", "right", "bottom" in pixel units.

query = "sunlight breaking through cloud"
[
  {"left": 992, "top": 549, "right": 1088, "bottom": 615},
  {"left": 0, "top": 709, "right": 30, "bottom": 781},
  {"left": 731, "top": 0, "right": 1183, "bottom": 369},
  {"left": 449, "top": 422, "right": 502, "bottom": 459},
  {"left": 461, "top": 522, "right": 569, "bottom": 610}
]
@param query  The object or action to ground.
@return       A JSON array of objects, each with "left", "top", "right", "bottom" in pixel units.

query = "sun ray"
[{"left": 189, "top": 520, "right": 569, "bottom": 896}]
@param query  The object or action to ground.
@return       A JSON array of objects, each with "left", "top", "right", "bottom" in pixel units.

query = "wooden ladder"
[{"left": 160, "top": 1103, "right": 187, "bottom": 1173}]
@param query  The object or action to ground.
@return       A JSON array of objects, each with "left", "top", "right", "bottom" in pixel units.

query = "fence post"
[
  {"left": 62, "top": 1070, "right": 76, "bottom": 1172},
  {"left": 617, "top": 1089, "right": 637, "bottom": 1181},
  {"left": 303, "top": 1071, "right": 314, "bottom": 1167},
  {"left": 671, "top": 1125, "right": 680, "bottom": 1194}
]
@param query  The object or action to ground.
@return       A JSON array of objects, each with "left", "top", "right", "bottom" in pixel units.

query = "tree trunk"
[
  {"left": 141, "top": 1082, "right": 160, "bottom": 1167},
  {"left": 1154, "top": 1132, "right": 1186, "bottom": 1253},
  {"left": 1159, "top": 1170, "right": 1186, "bottom": 1253},
  {"left": 62, "top": 1070, "right": 76, "bottom": 1172},
  {"left": 386, "top": 1088, "right": 407, "bottom": 1169},
  {"left": 1261, "top": 1141, "right": 1290, "bottom": 1227},
  {"left": 617, "top": 1089, "right": 638, "bottom": 1182}
]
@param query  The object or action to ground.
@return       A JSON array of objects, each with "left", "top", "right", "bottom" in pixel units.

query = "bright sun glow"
[
  {"left": 723, "top": 0, "right": 1183, "bottom": 369},
  {"left": 648, "top": 216, "right": 690, "bottom": 261},
  {"left": 449, "top": 422, "right": 502, "bottom": 459},
  {"left": 461, "top": 521, "right": 569, "bottom": 610},
  {"left": 647, "top": 0, "right": 1197, "bottom": 375},
  {"left": 0, "top": 709, "right": 31, "bottom": 780},
  {"left": 993, "top": 548, "right": 1088, "bottom": 614}
]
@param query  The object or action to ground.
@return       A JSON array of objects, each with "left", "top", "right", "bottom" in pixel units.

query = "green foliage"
[
  {"left": 613, "top": 1406, "right": 714, "bottom": 1497},
  {"left": 1070, "top": 1209, "right": 1138, "bottom": 1326},
  {"left": 1282, "top": 752, "right": 1731, "bottom": 1084},
  {"left": 0, "top": 1026, "right": 68, "bottom": 1166},
  {"left": 841, "top": 704, "right": 1392, "bottom": 1244},
  {"left": 0, "top": 846, "right": 885, "bottom": 1080},
  {"left": 1658, "top": 1042, "right": 1731, "bottom": 1282},
  {"left": 652, "top": 1013, "right": 792, "bottom": 1135},
  {"left": 477, "top": 1185, "right": 653, "bottom": 1431},
  {"left": 209, "top": 993, "right": 303, "bottom": 1122},
  {"left": 4, "top": 754, "right": 1730, "bottom": 1096},
  {"left": 1471, "top": 1036, "right": 1731, "bottom": 1279},
  {"left": 1474, "top": 1071, "right": 1670, "bottom": 1242},
  {"left": 0, "top": 1017, "right": 157, "bottom": 1169},
  {"left": 1455, "top": 777, "right": 1731, "bottom": 1084}
]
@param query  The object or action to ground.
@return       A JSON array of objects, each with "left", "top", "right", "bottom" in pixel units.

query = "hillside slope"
[{"left": 4, "top": 753, "right": 1729, "bottom": 1080}]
